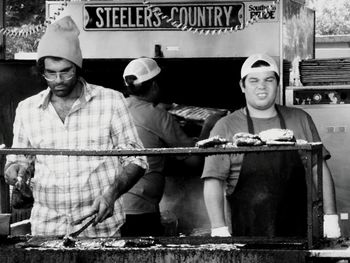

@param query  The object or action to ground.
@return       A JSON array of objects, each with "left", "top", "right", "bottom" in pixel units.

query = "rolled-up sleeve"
[
  {"left": 5, "top": 101, "right": 35, "bottom": 170},
  {"left": 111, "top": 94, "right": 148, "bottom": 170}
]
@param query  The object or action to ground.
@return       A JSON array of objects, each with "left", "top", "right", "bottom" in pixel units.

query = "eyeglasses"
[{"left": 43, "top": 68, "right": 75, "bottom": 82}]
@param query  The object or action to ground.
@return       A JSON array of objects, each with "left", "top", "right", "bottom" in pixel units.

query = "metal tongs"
[{"left": 67, "top": 211, "right": 98, "bottom": 238}]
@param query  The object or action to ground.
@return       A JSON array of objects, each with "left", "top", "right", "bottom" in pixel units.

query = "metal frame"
[{"left": 0, "top": 143, "right": 324, "bottom": 248}]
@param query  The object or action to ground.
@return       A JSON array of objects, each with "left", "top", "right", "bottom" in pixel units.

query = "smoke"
[{"left": 160, "top": 171, "right": 210, "bottom": 236}]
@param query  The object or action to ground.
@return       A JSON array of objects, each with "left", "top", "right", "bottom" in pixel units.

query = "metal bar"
[
  {"left": 305, "top": 149, "right": 313, "bottom": 249},
  {"left": 316, "top": 147, "right": 324, "bottom": 239},
  {"left": 0, "top": 143, "right": 322, "bottom": 156}
]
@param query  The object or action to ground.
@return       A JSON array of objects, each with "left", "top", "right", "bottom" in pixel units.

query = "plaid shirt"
[{"left": 6, "top": 79, "right": 148, "bottom": 237}]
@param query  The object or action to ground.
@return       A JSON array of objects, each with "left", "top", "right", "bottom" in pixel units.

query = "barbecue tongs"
[{"left": 68, "top": 211, "right": 97, "bottom": 238}]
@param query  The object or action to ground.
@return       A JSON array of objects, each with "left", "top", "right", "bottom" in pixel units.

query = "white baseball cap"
[
  {"left": 241, "top": 54, "right": 279, "bottom": 79},
  {"left": 123, "top": 57, "right": 161, "bottom": 85}
]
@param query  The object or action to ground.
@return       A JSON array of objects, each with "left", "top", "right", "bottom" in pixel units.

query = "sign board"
[
  {"left": 246, "top": 1, "right": 278, "bottom": 22},
  {"left": 46, "top": 1, "right": 281, "bottom": 58},
  {"left": 83, "top": 2, "right": 244, "bottom": 30}
]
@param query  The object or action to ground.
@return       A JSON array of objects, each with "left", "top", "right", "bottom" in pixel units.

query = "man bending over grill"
[
  {"left": 4, "top": 16, "right": 147, "bottom": 237},
  {"left": 120, "top": 57, "right": 223, "bottom": 236}
]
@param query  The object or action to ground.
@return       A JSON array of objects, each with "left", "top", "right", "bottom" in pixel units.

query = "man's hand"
[
  {"left": 323, "top": 214, "right": 341, "bottom": 238},
  {"left": 91, "top": 186, "right": 117, "bottom": 225},
  {"left": 90, "top": 163, "right": 145, "bottom": 225},
  {"left": 4, "top": 163, "right": 29, "bottom": 188}
]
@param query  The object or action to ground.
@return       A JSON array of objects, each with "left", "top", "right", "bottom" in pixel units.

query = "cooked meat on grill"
[
  {"left": 105, "top": 239, "right": 147, "bottom": 248},
  {"left": 63, "top": 235, "right": 77, "bottom": 247},
  {"left": 258, "top": 128, "right": 295, "bottom": 144},
  {"left": 40, "top": 239, "right": 66, "bottom": 248},
  {"left": 124, "top": 237, "right": 158, "bottom": 248},
  {"left": 196, "top": 136, "right": 228, "bottom": 148},
  {"left": 104, "top": 239, "right": 127, "bottom": 248},
  {"left": 232, "top": 132, "right": 263, "bottom": 146},
  {"left": 34, "top": 237, "right": 159, "bottom": 249},
  {"left": 75, "top": 239, "right": 106, "bottom": 248},
  {"left": 265, "top": 140, "right": 295, "bottom": 146}
]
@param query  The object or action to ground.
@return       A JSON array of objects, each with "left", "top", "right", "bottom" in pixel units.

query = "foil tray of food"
[
  {"left": 196, "top": 128, "right": 301, "bottom": 148},
  {"left": 168, "top": 103, "right": 228, "bottom": 122}
]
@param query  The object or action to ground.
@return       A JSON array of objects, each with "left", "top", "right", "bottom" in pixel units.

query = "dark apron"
[{"left": 227, "top": 106, "right": 307, "bottom": 237}]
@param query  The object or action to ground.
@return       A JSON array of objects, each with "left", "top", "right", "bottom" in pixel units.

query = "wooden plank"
[
  {"left": 0, "top": 132, "right": 9, "bottom": 213},
  {"left": 308, "top": 249, "right": 350, "bottom": 258},
  {"left": 0, "top": 213, "right": 11, "bottom": 235}
]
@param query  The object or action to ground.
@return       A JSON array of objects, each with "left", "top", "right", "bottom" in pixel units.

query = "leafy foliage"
[
  {"left": 307, "top": 0, "right": 350, "bottom": 35},
  {"left": 5, "top": 0, "right": 46, "bottom": 59},
  {"left": 6, "top": 0, "right": 45, "bottom": 26}
]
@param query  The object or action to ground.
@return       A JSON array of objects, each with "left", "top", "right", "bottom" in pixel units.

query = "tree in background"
[
  {"left": 5, "top": 0, "right": 45, "bottom": 59},
  {"left": 307, "top": 0, "right": 350, "bottom": 35}
]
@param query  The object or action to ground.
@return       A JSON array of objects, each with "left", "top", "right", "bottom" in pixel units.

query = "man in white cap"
[
  {"left": 202, "top": 53, "right": 341, "bottom": 238},
  {"left": 4, "top": 16, "right": 148, "bottom": 237},
  {"left": 121, "top": 57, "right": 222, "bottom": 236}
]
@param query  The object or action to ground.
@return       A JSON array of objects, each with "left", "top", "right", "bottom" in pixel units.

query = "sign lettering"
[
  {"left": 247, "top": 2, "right": 278, "bottom": 21},
  {"left": 84, "top": 3, "right": 244, "bottom": 30}
]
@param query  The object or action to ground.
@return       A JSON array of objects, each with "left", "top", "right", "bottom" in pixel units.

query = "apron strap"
[{"left": 246, "top": 105, "right": 286, "bottom": 134}]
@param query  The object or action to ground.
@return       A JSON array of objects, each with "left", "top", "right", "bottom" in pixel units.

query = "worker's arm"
[
  {"left": 92, "top": 163, "right": 145, "bottom": 224},
  {"left": 184, "top": 113, "right": 225, "bottom": 168},
  {"left": 313, "top": 160, "right": 340, "bottom": 238},
  {"left": 313, "top": 161, "right": 337, "bottom": 214},
  {"left": 5, "top": 101, "right": 35, "bottom": 189},
  {"left": 91, "top": 91, "right": 148, "bottom": 224},
  {"left": 198, "top": 113, "right": 225, "bottom": 141},
  {"left": 203, "top": 178, "right": 231, "bottom": 236}
]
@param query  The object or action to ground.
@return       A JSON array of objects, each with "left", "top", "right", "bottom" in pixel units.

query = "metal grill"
[{"left": 0, "top": 143, "right": 324, "bottom": 249}]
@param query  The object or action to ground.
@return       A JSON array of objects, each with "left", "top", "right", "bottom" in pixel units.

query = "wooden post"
[
  {"left": 0, "top": 0, "right": 5, "bottom": 59},
  {"left": 0, "top": 133, "right": 10, "bottom": 213},
  {"left": 0, "top": 0, "right": 8, "bottom": 213}
]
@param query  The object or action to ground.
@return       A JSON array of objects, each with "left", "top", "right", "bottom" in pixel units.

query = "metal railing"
[{"left": 0, "top": 143, "right": 324, "bottom": 248}]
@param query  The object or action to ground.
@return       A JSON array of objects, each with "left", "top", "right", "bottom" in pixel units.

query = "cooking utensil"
[
  {"left": 62, "top": 215, "right": 97, "bottom": 247},
  {"left": 71, "top": 210, "right": 97, "bottom": 226},
  {"left": 67, "top": 214, "right": 97, "bottom": 239}
]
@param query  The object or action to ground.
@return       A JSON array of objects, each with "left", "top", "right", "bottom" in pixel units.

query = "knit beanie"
[{"left": 37, "top": 16, "right": 83, "bottom": 68}]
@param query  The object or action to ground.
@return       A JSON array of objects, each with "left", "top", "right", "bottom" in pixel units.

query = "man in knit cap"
[{"left": 4, "top": 16, "right": 148, "bottom": 237}]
